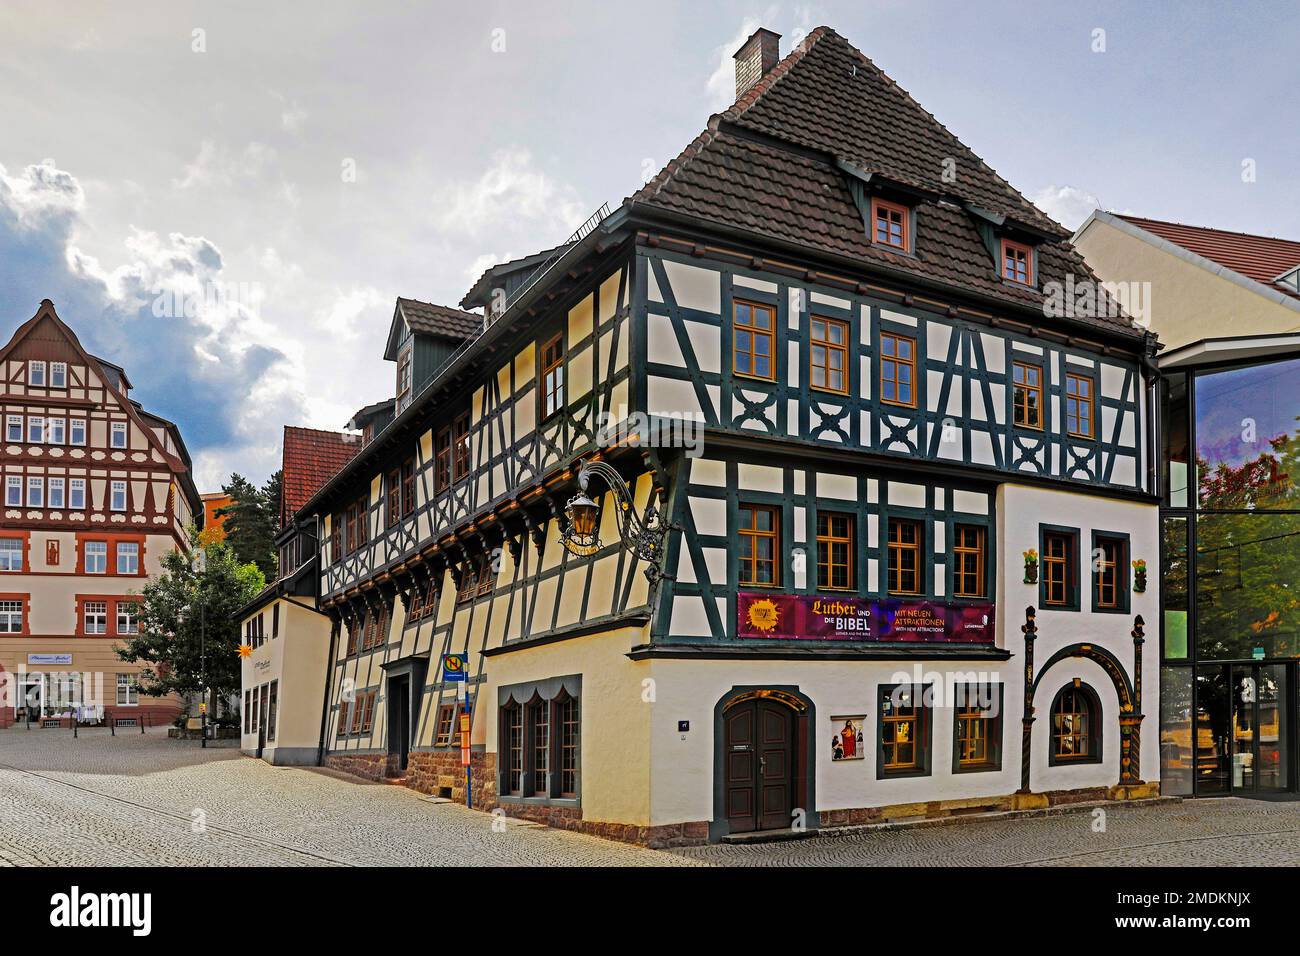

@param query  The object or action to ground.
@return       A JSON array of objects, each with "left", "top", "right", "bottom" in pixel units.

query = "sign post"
[{"left": 442, "top": 653, "right": 472, "bottom": 808}]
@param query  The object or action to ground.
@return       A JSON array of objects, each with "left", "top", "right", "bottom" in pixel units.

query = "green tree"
[
  {"left": 216, "top": 472, "right": 279, "bottom": 579},
  {"left": 116, "top": 529, "right": 265, "bottom": 715}
]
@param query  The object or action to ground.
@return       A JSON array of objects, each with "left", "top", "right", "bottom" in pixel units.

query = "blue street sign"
[{"left": 442, "top": 652, "right": 468, "bottom": 681}]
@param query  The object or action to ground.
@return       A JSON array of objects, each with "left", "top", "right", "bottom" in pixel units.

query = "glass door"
[
  {"left": 1194, "top": 667, "right": 1231, "bottom": 795},
  {"left": 1228, "top": 664, "right": 1290, "bottom": 794}
]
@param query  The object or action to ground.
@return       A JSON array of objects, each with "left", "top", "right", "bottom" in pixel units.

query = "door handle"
[{"left": 760, "top": 755, "right": 767, "bottom": 770}]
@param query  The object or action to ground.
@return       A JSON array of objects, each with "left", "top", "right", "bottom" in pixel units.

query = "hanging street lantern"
[{"left": 559, "top": 459, "right": 677, "bottom": 582}]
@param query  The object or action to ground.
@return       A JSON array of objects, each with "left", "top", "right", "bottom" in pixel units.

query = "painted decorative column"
[
  {"left": 1120, "top": 615, "right": 1146, "bottom": 786},
  {"left": 1018, "top": 606, "right": 1037, "bottom": 795}
]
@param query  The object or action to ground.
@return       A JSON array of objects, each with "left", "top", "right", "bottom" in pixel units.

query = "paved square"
[{"left": 1, "top": 728, "right": 1298, "bottom": 866}]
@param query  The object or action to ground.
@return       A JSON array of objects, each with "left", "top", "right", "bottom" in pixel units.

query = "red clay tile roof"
[
  {"left": 630, "top": 26, "right": 1141, "bottom": 338},
  {"left": 282, "top": 425, "right": 362, "bottom": 526},
  {"left": 396, "top": 297, "right": 483, "bottom": 340},
  {"left": 1115, "top": 214, "right": 1300, "bottom": 298}
]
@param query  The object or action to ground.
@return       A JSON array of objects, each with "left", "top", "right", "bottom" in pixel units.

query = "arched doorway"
[{"left": 713, "top": 687, "right": 816, "bottom": 838}]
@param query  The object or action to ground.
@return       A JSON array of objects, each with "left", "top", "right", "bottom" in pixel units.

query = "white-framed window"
[
  {"left": 0, "top": 600, "right": 23, "bottom": 633},
  {"left": 47, "top": 417, "right": 65, "bottom": 444},
  {"left": 116, "top": 673, "right": 139, "bottom": 706},
  {"left": 0, "top": 538, "right": 23, "bottom": 572},
  {"left": 110, "top": 480, "right": 127, "bottom": 511},
  {"left": 116, "top": 541, "right": 139, "bottom": 575},
  {"left": 28, "top": 360, "right": 45, "bottom": 386},
  {"left": 25, "top": 476, "right": 42, "bottom": 508},
  {"left": 50, "top": 362, "right": 67, "bottom": 387},
  {"left": 84, "top": 540, "right": 107, "bottom": 574},
  {"left": 26, "top": 416, "right": 43, "bottom": 443},
  {"left": 6, "top": 415, "right": 21, "bottom": 443},
  {"left": 84, "top": 600, "right": 108, "bottom": 635},
  {"left": 69, "top": 478, "right": 85, "bottom": 510},
  {"left": 48, "top": 477, "right": 65, "bottom": 508},
  {"left": 70, "top": 419, "right": 86, "bottom": 446},
  {"left": 110, "top": 422, "right": 128, "bottom": 448},
  {"left": 116, "top": 602, "right": 139, "bottom": 635},
  {"left": 5, "top": 476, "right": 21, "bottom": 507}
]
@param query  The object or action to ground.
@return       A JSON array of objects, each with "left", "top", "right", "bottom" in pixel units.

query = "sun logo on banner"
[
  {"left": 747, "top": 598, "right": 779, "bottom": 633},
  {"left": 237, "top": 643, "right": 252, "bottom": 659}
]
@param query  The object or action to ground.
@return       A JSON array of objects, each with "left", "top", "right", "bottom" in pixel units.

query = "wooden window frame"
[
  {"left": 556, "top": 693, "right": 579, "bottom": 798},
  {"left": 503, "top": 702, "right": 524, "bottom": 796},
  {"left": 952, "top": 683, "right": 1003, "bottom": 773},
  {"left": 879, "top": 331, "right": 917, "bottom": 408},
  {"left": 1091, "top": 531, "right": 1130, "bottom": 614},
  {"left": 877, "top": 684, "right": 931, "bottom": 778},
  {"left": 386, "top": 468, "right": 401, "bottom": 527},
  {"left": 887, "top": 517, "right": 924, "bottom": 596},
  {"left": 951, "top": 524, "right": 987, "bottom": 598},
  {"left": 738, "top": 503, "right": 781, "bottom": 588},
  {"left": 452, "top": 413, "right": 470, "bottom": 483},
  {"left": 1049, "top": 682, "right": 1102, "bottom": 765},
  {"left": 1039, "top": 527, "right": 1080, "bottom": 611},
  {"left": 435, "top": 426, "right": 452, "bottom": 492},
  {"left": 809, "top": 316, "right": 849, "bottom": 395},
  {"left": 1011, "top": 361, "right": 1044, "bottom": 430},
  {"left": 1000, "top": 238, "right": 1034, "bottom": 286},
  {"left": 433, "top": 702, "right": 458, "bottom": 747},
  {"left": 401, "top": 458, "right": 416, "bottom": 518},
  {"left": 1065, "top": 372, "right": 1095, "bottom": 440},
  {"left": 816, "top": 511, "right": 855, "bottom": 591},
  {"left": 337, "top": 700, "right": 351, "bottom": 738},
  {"left": 871, "top": 197, "right": 910, "bottom": 252},
  {"left": 529, "top": 697, "right": 550, "bottom": 797},
  {"left": 731, "top": 299, "right": 777, "bottom": 383},
  {"left": 540, "top": 333, "right": 565, "bottom": 420}
]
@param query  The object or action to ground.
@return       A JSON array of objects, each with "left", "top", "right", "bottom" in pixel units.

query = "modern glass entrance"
[
  {"left": 1191, "top": 662, "right": 1292, "bottom": 795},
  {"left": 1159, "top": 354, "right": 1300, "bottom": 798}
]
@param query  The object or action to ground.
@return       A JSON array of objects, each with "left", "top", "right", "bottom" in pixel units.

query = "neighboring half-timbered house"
[
  {"left": 254, "top": 25, "right": 1161, "bottom": 845},
  {"left": 0, "top": 300, "right": 200, "bottom": 727}
]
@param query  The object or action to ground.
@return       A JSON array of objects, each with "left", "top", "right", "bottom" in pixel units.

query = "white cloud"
[
  {"left": 432, "top": 149, "right": 586, "bottom": 241},
  {"left": 1030, "top": 185, "right": 1104, "bottom": 231},
  {"left": 173, "top": 140, "right": 277, "bottom": 190},
  {"left": 0, "top": 160, "right": 86, "bottom": 226}
]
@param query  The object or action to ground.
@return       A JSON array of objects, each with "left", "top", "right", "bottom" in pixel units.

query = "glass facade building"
[{"left": 1160, "top": 355, "right": 1300, "bottom": 795}]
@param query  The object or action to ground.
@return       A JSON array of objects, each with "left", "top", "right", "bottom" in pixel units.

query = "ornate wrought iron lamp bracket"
[{"left": 559, "top": 459, "right": 677, "bottom": 582}]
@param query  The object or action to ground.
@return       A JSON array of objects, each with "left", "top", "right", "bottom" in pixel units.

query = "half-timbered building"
[
  {"left": 0, "top": 300, "right": 200, "bottom": 727},
  {"left": 252, "top": 26, "right": 1161, "bottom": 844}
]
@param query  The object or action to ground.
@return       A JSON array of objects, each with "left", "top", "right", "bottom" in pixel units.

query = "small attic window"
[
  {"left": 872, "top": 197, "right": 910, "bottom": 252},
  {"left": 1001, "top": 238, "right": 1034, "bottom": 286}
]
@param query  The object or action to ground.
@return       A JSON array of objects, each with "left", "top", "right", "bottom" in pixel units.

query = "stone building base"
[{"left": 321, "top": 752, "right": 1163, "bottom": 848}]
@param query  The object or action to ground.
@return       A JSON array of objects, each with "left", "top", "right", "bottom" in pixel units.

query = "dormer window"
[
  {"left": 872, "top": 198, "right": 910, "bottom": 252},
  {"left": 1001, "top": 239, "right": 1034, "bottom": 285},
  {"left": 396, "top": 347, "right": 413, "bottom": 410}
]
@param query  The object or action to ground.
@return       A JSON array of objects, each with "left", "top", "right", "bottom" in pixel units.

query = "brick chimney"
[{"left": 733, "top": 28, "right": 781, "bottom": 99}]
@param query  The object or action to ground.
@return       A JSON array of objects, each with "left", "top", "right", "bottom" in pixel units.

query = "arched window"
[{"left": 1049, "top": 682, "right": 1102, "bottom": 765}]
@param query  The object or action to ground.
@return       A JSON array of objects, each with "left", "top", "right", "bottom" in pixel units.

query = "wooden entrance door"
[{"left": 724, "top": 697, "right": 795, "bottom": 833}]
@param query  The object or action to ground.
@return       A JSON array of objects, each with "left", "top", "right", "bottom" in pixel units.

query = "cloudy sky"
[{"left": 1, "top": 0, "right": 1295, "bottom": 490}]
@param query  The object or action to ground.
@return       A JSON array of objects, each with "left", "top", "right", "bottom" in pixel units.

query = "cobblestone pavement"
[
  {"left": 0, "top": 727, "right": 693, "bottom": 866},
  {"left": 3, "top": 727, "right": 1300, "bottom": 865},
  {"left": 672, "top": 799, "right": 1300, "bottom": 866}
]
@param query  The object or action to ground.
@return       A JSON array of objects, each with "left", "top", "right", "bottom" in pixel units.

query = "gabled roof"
[
  {"left": 383, "top": 298, "right": 483, "bottom": 361},
  {"left": 628, "top": 26, "right": 1141, "bottom": 339},
  {"left": 346, "top": 397, "right": 395, "bottom": 430},
  {"left": 1113, "top": 214, "right": 1300, "bottom": 300},
  {"left": 460, "top": 242, "right": 572, "bottom": 310},
  {"left": 0, "top": 300, "right": 200, "bottom": 511},
  {"left": 281, "top": 425, "right": 361, "bottom": 526}
]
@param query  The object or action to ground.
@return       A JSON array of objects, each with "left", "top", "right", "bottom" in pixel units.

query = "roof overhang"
[
  {"left": 1075, "top": 210, "right": 1300, "bottom": 318},
  {"left": 1158, "top": 331, "right": 1300, "bottom": 370}
]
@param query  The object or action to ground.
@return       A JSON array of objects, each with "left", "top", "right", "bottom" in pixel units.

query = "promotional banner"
[{"left": 737, "top": 592, "right": 994, "bottom": 643}]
